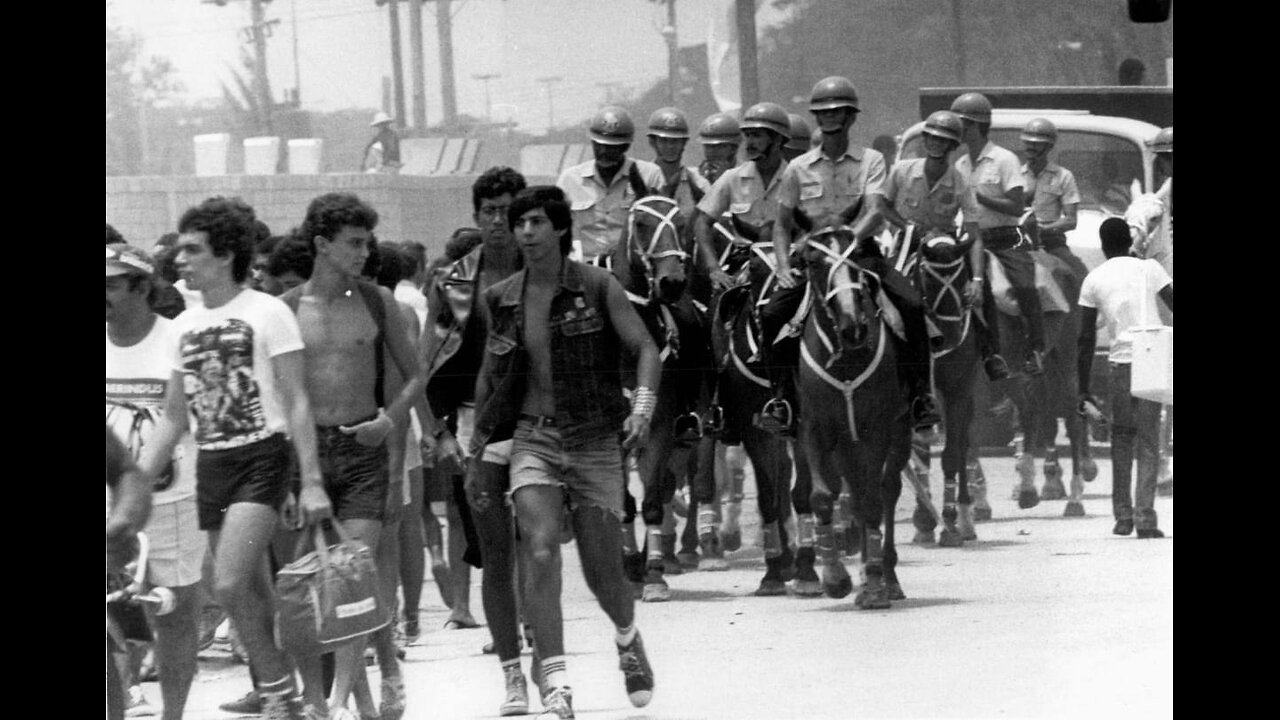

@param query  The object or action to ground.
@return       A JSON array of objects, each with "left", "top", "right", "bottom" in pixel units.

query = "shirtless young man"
[
  {"left": 471, "top": 186, "right": 661, "bottom": 719},
  {"left": 139, "top": 196, "right": 333, "bottom": 720},
  {"left": 282, "top": 193, "right": 435, "bottom": 720}
]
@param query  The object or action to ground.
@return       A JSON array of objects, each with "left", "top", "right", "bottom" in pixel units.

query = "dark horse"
[
  {"left": 708, "top": 215, "right": 815, "bottom": 596},
  {"left": 795, "top": 226, "right": 910, "bottom": 609},
  {"left": 899, "top": 228, "right": 984, "bottom": 547},
  {"left": 601, "top": 194, "right": 716, "bottom": 603}
]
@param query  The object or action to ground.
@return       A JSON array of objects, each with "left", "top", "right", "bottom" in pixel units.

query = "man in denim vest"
[{"left": 470, "top": 186, "right": 661, "bottom": 719}]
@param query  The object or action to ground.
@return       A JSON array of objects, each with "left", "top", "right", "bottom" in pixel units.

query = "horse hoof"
[
  {"left": 642, "top": 582, "right": 671, "bottom": 603},
  {"left": 720, "top": 530, "right": 742, "bottom": 553},
  {"left": 937, "top": 528, "right": 964, "bottom": 548},
  {"left": 675, "top": 552, "right": 700, "bottom": 570},
  {"left": 886, "top": 581, "right": 906, "bottom": 601},
  {"left": 1018, "top": 488, "right": 1041, "bottom": 510},
  {"left": 1015, "top": 454, "right": 1035, "bottom": 484},
  {"left": 1040, "top": 478, "right": 1067, "bottom": 501},
  {"left": 973, "top": 505, "right": 993, "bottom": 522},
  {"left": 824, "top": 575, "right": 853, "bottom": 600},
  {"left": 793, "top": 579, "right": 824, "bottom": 597},
  {"left": 913, "top": 529, "right": 936, "bottom": 545},
  {"left": 854, "top": 578, "right": 890, "bottom": 609},
  {"left": 1063, "top": 501, "right": 1086, "bottom": 518},
  {"left": 754, "top": 579, "right": 788, "bottom": 597},
  {"left": 1081, "top": 456, "right": 1099, "bottom": 482}
]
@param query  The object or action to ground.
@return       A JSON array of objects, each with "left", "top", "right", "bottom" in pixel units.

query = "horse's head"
[
  {"left": 803, "top": 224, "right": 877, "bottom": 349},
  {"left": 626, "top": 195, "right": 689, "bottom": 304},
  {"left": 1123, "top": 187, "right": 1166, "bottom": 257},
  {"left": 913, "top": 232, "right": 974, "bottom": 334}
]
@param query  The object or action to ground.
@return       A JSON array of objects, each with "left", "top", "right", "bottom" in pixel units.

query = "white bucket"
[{"left": 1129, "top": 325, "right": 1172, "bottom": 405}]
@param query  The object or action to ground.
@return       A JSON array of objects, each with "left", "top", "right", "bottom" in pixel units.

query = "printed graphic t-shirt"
[
  {"left": 107, "top": 316, "right": 198, "bottom": 506},
  {"left": 169, "top": 288, "right": 305, "bottom": 450}
]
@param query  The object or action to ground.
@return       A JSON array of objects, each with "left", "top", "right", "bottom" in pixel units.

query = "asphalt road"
[{"left": 170, "top": 450, "right": 1173, "bottom": 720}]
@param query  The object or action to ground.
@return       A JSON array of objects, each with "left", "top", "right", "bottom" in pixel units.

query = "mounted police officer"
[
  {"left": 783, "top": 113, "right": 813, "bottom": 164},
  {"left": 556, "top": 106, "right": 664, "bottom": 263},
  {"left": 1020, "top": 117, "right": 1088, "bottom": 290},
  {"left": 645, "top": 107, "right": 712, "bottom": 218},
  {"left": 696, "top": 112, "right": 742, "bottom": 186},
  {"left": 952, "top": 91, "right": 1046, "bottom": 375},
  {"left": 880, "top": 110, "right": 1009, "bottom": 381},
  {"left": 762, "top": 75, "right": 941, "bottom": 436}
]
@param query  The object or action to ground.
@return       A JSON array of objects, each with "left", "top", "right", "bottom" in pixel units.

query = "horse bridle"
[{"left": 627, "top": 196, "right": 689, "bottom": 298}]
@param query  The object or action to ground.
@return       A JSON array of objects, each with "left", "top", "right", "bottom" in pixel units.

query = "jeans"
[{"left": 1108, "top": 363, "right": 1161, "bottom": 529}]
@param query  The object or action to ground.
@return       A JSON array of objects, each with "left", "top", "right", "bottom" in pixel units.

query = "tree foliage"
[{"left": 106, "top": 24, "right": 183, "bottom": 176}]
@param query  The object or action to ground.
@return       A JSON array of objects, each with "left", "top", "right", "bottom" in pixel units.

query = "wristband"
[{"left": 631, "top": 386, "right": 657, "bottom": 421}]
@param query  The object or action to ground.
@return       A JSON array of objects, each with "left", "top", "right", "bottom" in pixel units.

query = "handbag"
[{"left": 274, "top": 521, "right": 389, "bottom": 655}]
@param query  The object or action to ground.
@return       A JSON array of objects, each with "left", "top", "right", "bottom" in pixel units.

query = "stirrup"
[
  {"left": 673, "top": 412, "right": 704, "bottom": 445},
  {"left": 702, "top": 405, "right": 725, "bottom": 436},
  {"left": 756, "top": 398, "right": 794, "bottom": 435}
]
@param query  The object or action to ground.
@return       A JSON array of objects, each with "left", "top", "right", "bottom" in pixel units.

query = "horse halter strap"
[
  {"left": 628, "top": 196, "right": 689, "bottom": 273},
  {"left": 806, "top": 228, "right": 881, "bottom": 305}
]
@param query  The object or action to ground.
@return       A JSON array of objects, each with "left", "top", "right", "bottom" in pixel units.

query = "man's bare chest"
[{"left": 297, "top": 297, "right": 377, "bottom": 358}]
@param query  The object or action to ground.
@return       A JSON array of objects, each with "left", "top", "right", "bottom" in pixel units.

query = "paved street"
[{"left": 173, "top": 451, "right": 1173, "bottom": 720}]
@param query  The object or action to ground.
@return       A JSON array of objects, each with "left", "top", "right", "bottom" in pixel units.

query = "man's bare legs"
[
  {"left": 472, "top": 461, "right": 521, "bottom": 661},
  {"left": 152, "top": 583, "right": 201, "bottom": 720},
  {"left": 208, "top": 503, "right": 295, "bottom": 690},
  {"left": 513, "top": 485, "right": 566, "bottom": 670},
  {"left": 397, "top": 466, "right": 426, "bottom": 637},
  {"left": 444, "top": 491, "right": 477, "bottom": 627}
]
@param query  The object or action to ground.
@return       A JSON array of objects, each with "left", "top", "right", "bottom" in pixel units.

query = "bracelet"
[{"left": 631, "top": 386, "right": 657, "bottom": 421}]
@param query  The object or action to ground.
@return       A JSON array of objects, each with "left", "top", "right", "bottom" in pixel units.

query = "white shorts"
[{"left": 144, "top": 497, "right": 206, "bottom": 588}]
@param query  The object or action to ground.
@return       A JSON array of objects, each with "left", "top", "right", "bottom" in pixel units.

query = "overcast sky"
[{"left": 107, "top": 0, "right": 790, "bottom": 133}]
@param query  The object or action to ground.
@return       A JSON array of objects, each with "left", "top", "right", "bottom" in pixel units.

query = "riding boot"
[
  {"left": 879, "top": 271, "right": 941, "bottom": 432},
  {"left": 973, "top": 276, "right": 1011, "bottom": 380}
]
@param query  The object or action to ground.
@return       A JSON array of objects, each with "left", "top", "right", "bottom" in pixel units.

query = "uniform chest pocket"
[
  {"left": 799, "top": 183, "right": 824, "bottom": 201},
  {"left": 1040, "top": 183, "right": 1064, "bottom": 197},
  {"left": 558, "top": 314, "right": 604, "bottom": 337},
  {"left": 486, "top": 333, "right": 519, "bottom": 356},
  {"left": 570, "top": 199, "right": 596, "bottom": 212}
]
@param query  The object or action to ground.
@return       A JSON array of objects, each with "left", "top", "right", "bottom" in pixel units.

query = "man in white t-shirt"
[
  {"left": 138, "top": 197, "right": 333, "bottom": 720},
  {"left": 107, "top": 243, "right": 207, "bottom": 720},
  {"left": 1077, "top": 218, "right": 1173, "bottom": 539}
]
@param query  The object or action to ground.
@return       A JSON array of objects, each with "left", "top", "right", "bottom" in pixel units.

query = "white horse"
[{"left": 1124, "top": 178, "right": 1173, "bottom": 281}]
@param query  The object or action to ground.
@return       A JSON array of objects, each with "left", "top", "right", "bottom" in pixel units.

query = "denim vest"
[{"left": 471, "top": 261, "right": 631, "bottom": 453}]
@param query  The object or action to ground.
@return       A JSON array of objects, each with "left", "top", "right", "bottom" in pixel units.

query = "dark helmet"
[
  {"left": 1148, "top": 126, "right": 1173, "bottom": 154},
  {"left": 646, "top": 107, "right": 690, "bottom": 140},
  {"left": 1020, "top": 117, "right": 1058, "bottom": 145},
  {"left": 922, "top": 110, "right": 964, "bottom": 144},
  {"left": 739, "top": 102, "right": 791, "bottom": 137},
  {"left": 698, "top": 112, "right": 742, "bottom": 145},
  {"left": 588, "top": 106, "right": 635, "bottom": 145},
  {"left": 950, "top": 92, "right": 993, "bottom": 124},
  {"left": 785, "top": 113, "right": 812, "bottom": 151},
  {"left": 808, "top": 76, "right": 860, "bottom": 112}
]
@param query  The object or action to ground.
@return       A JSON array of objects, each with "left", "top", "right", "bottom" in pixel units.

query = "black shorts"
[
  {"left": 196, "top": 433, "right": 290, "bottom": 531},
  {"left": 316, "top": 418, "right": 390, "bottom": 523}
]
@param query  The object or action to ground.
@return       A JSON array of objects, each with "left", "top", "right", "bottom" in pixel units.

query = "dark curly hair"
[
  {"left": 508, "top": 186, "right": 573, "bottom": 256},
  {"left": 471, "top": 166, "right": 528, "bottom": 212},
  {"left": 106, "top": 223, "right": 126, "bottom": 246},
  {"left": 445, "top": 227, "right": 483, "bottom": 261},
  {"left": 176, "top": 196, "right": 259, "bottom": 284},
  {"left": 266, "top": 236, "right": 315, "bottom": 281},
  {"left": 298, "top": 193, "right": 379, "bottom": 253},
  {"left": 375, "top": 242, "right": 409, "bottom": 291}
]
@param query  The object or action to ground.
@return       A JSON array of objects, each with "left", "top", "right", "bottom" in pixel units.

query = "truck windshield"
[{"left": 901, "top": 130, "right": 1146, "bottom": 215}]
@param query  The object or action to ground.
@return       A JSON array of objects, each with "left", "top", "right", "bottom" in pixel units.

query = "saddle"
[{"left": 985, "top": 249, "right": 1072, "bottom": 316}]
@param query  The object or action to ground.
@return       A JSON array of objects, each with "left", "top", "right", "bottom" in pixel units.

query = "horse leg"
[
  {"left": 638, "top": 421, "right": 677, "bottom": 602},
  {"left": 805, "top": 430, "right": 851, "bottom": 600},
  {"left": 945, "top": 353, "right": 979, "bottom": 541},
  {"left": 853, "top": 441, "right": 891, "bottom": 610},
  {"left": 909, "top": 428, "right": 938, "bottom": 544},
  {"left": 720, "top": 438, "right": 746, "bottom": 552},
  {"left": 790, "top": 440, "right": 822, "bottom": 596},
  {"left": 1063, "top": 412, "right": 1088, "bottom": 518},
  {"left": 1012, "top": 375, "right": 1041, "bottom": 510},
  {"left": 882, "top": 427, "right": 908, "bottom": 601},
  {"left": 1039, "top": 355, "right": 1068, "bottom": 500},
  {"left": 744, "top": 429, "right": 787, "bottom": 596}
]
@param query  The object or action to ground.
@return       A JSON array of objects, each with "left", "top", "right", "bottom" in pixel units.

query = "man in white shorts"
[{"left": 106, "top": 243, "right": 207, "bottom": 720}]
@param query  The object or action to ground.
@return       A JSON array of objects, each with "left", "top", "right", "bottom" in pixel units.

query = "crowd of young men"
[{"left": 107, "top": 77, "right": 1172, "bottom": 720}]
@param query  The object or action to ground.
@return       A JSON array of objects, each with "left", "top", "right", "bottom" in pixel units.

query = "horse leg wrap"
[
  {"left": 814, "top": 523, "right": 838, "bottom": 562},
  {"left": 697, "top": 508, "right": 719, "bottom": 540},
  {"left": 621, "top": 523, "right": 639, "bottom": 555},
  {"left": 796, "top": 514, "right": 817, "bottom": 547},
  {"left": 761, "top": 521, "right": 782, "bottom": 558},
  {"left": 942, "top": 478, "right": 958, "bottom": 525},
  {"left": 865, "top": 529, "right": 885, "bottom": 573},
  {"left": 646, "top": 527, "right": 665, "bottom": 562}
]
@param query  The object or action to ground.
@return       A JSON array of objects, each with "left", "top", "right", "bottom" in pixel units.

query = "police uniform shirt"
[
  {"left": 1022, "top": 161, "right": 1081, "bottom": 224},
  {"left": 882, "top": 157, "right": 979, "bottom": 234},
  {"left": 697, "top": 159, "right": 785, "bottom": 228},
  {"left": 660, "top": 165, "right": 712, "bottom": 220},
  {"left": 954, "top": 141, "right": 1025, "bottom": 229},
  {"left": 776, "top": 145, "right": 887, "bottom": 231},
  {"left": 556, "top": 156, "right": 665, "bottom": 261}
]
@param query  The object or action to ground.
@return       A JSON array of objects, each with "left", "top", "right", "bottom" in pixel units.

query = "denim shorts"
[
  {"left": 508, "top": 419, "right": 626, "bottom": 519},
  {"left": 196, "top": 433, "right": 290, "bottom": 531},
  {"left": 316, "top": 416, "right": 390, "bottom": 522}
]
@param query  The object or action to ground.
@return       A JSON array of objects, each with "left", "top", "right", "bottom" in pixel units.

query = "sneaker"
[
  {"left": 380, "top": 675, "right": 407, "bottom": 720},
  {"left": 983, "top": 354, "right": 1011, "bottom": 381},
  {"left": 125, "top": 686, "right": 157, "bottom": 717},
  {"left": 219, "top": 689, "right": 263, "bottom": 715},
  {"left": 616, "top": 631, "right": 655, "bottom": 707},
  {"left": 500, "top": 665, "right": 530, "bottom": 717},
  {"left": 536, "top": 686, "right": 574, "bottom": 719},
  {"left": 1113, "top": 518, "right": 1135, "bottom": 536},
  {"left": 1136, "top": 528, "right": 1165, "bottom": 539}
]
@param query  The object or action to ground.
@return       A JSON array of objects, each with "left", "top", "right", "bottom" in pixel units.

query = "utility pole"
[
  {"left": 248, "top": 0, "right": 276, "bottom": 133},
  {"left": 407, "top": 0, "right": 427, "bottom": 130},
  {"left": 384, "top": 0, "right": 407, "bottom": 127},
  {"left": 662, "top": 0, "right": 678, "bottom": 105},
  {"left": 950, "top": 0, "right": 967, "bottom": 85},
  {"left": 434, "top": 0, "right": 459, "bottom": 128},
  {"left": 735, "top": 0, "right": 758, "bottom": 109},
  {"left": 538, "top": 76, "right": 563, "bottom": 129},
  {"left": 473, "top": 73, "right": 500, "bottom": 124},
  {"left": 290, "top": 0, "right": 300, "bottom": 105}
]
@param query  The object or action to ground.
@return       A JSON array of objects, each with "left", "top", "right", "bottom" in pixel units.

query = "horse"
[
  {"left": 794, "top": 225, "right": 911, "bottom": 609},
  {"left": 896, "top": 228, "right": 984, "bottom": 546},
  {"left": 706, "top": 214, "right": 819, "bottom": 596},
  {"left": 1125, "top": 185, "right": 1174, "bottom": 488},
  {"left": 601, "top": 193, "right": 718, "bottom": 603}
]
